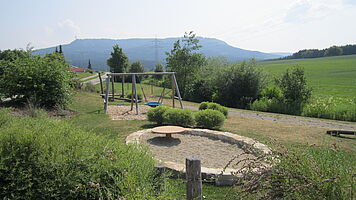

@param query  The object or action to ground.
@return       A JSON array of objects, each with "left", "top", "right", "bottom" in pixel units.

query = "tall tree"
[
  {"left": 107, "top": 45, "right": 129, "bottom": 74},
  {"left": 129, "top": 61, "right": 144, "bottom": 73},
  {"left": 88, "top": 59, "right": 92, "bottom": 70},
  {"left": 59, "top": 45, "right": 63, "bottom": 54},
  {"left": 55, "top": 47, "right": 58, "bottom": 54},
  {"left": 165, "top": 31, "right": 205, "bottom": 98},
  {"left": 58, "top": 45, "right": 63, "bottom": 54},
  {"left": 154, "top": 63, "right": 164, "bottom": 80}
]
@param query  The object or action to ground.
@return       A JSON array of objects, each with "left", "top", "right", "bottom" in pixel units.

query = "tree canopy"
[
  {"left": 107, "top": 45, "right": 128, "bottom": 73},
  {"left": 129, "top": 61, "right": 144, "bottom": 73},
  {"left": 165, "top": 31, "right": 205, "bottom": 98}
]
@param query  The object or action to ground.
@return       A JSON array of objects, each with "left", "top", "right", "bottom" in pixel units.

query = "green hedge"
[
  {"left": 0, "top": 110, "right": 169, "bottom": 199},
  {"left": 163, "top": 108, "right": 195, "bottom": 127},
  {"left": 198, "top": 102, "right": 228, "bottom": 117},
  {"left": 195, "top": 109, "right": 225, "bottom": 129},
  {"left": 147, "top": 105, "right": 171, "bottom": 124}
]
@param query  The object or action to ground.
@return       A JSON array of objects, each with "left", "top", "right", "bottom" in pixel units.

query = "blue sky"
[{"left": 1, "top": 0, "right": 355, "bottom": 53}]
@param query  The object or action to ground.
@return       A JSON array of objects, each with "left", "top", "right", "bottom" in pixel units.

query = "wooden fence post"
[{"left": 186, "top": 156, "right": 202, "bottom": 200}]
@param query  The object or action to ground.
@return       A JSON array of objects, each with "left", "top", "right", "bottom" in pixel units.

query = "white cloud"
[
  {"left": 38, "top": 19, "right": 81, "bottom": 48},
  {"left": 57, "top": 19, "right": 81, "bottom": 36},
  {"left": 284, "top": 0, "right": 347, "bottom": 24}
]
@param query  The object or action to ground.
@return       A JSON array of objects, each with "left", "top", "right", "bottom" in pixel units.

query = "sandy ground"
[
  {"left": 108, "top": 105, "right": 151, "bottom": 120},
  {"left": 140, "top": 131, "right": 256, "bottom": 169}
]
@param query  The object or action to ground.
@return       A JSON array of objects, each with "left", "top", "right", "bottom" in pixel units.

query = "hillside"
[
  {"left": 33, "top": 37, "right": 283, "bottom": 71},
  {"left": 260, "top": 55, "right": 356, "bottom": 97}
]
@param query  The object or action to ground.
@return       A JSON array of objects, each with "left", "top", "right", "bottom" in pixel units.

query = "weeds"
[
  {"left": 227, "top": 143, "right": 356, "bottom": 199},
  {"left": 302, "top": 96, "right": 356, "bottom": 122}
]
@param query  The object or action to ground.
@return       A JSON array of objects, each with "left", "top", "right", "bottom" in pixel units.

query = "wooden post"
[
  {"left": 186, "top": 156, "right": 202, "bottom": 200},
  {"left": 111, "top": 76, "right": 115, "bottom": 100},
  {"left": 172, "top": 75, "right": 175, "bottom": 108},
  {"left": 133, "top": 75, "right": 139, "bottom": 115},
  {"left": 98, "top": 73, "right": 103, "bottom": 95},
  {"left": 104, "top": 75, "right": 110, "bottom": 113},
  {"left": 172, "top": 74, "right": 184, "bottom": 108},
  {"left": 121, "top": 75, "right": 125, "bottom": 97},
  {"left": 131, "top": 75, "right": 134, "bottom": 111}
]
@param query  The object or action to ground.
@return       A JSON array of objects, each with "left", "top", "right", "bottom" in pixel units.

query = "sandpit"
[
  {"left": 140, "top": 131, "right": 256, "bottom": 169},
  {"left": 107, "top": 105, "right": 151, "bottom": 120},
  {"left": 126, "top": 128, "right": 271, "bottom": 185}
]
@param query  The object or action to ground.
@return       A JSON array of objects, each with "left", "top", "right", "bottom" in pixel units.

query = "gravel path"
[
  {"left": 140, "top": 131, "right": 256, "bottom": 169},
  {"left": 184, "top": 105, "right": 356, "bottom": 131}
]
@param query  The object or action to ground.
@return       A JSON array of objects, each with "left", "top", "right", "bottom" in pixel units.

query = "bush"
[
  {"left": 0, "top": 53, "right": 74, "bottom": 108},
  {"left": 0, "top": 111, "right": 169, "bottom": 199},
  {"left": 199, "top": 102, "right": 228, "bottom": 117},
  {"left": 195, "top": 109, "right": 225, "bottom": 129},
  {"left": 126, "top": 93, "right": 142, "bottom": 100},
  {"left": 250, "top": 97, "right": 304, "bottom": 115},
  {"left": 275, "top": 66, "right": 312, "bottom": 104},
  {"left": 81, "top": 82, "right": 97, "bottom": 92},
  {"left": 214, "top": 60, "right": 266, "bottom": 108},
  {"left": 198, "top": 102, "right": 209, "bottom": 110},
  {"left": 163, "top": 108, "right": 195, "bottom": 127},
  {"left": 147, "top": 106, "right": 171, "bottom": 124}
]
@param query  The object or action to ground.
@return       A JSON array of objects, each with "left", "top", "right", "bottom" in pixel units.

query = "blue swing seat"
[{"left": 144, "top": 102, "right": 163, "bottom": 107}]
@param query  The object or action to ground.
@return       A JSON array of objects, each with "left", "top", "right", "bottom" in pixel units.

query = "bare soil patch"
[{"left": 107, "top": 105, "right": 151, "bottom": 120}]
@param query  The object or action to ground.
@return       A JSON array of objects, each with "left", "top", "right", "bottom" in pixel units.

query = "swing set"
[{"left": 101, "top": 72, "right": 184, "bottom": 115}]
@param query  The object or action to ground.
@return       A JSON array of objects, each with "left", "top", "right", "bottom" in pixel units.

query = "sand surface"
[
  {"left": 108, "top": 105, "right": 151, "bottom": 120},
  {"left": 140, "top": 131, "right": 256, "bottom": 169}
]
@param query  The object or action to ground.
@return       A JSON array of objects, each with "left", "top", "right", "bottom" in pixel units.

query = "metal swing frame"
[{"left": 103, "top": 72, "right": 183, "bottom": 115}]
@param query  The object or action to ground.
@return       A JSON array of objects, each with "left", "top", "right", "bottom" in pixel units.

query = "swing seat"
[{"left": 144, "top": 102, "right": 163, "bottom": 107}]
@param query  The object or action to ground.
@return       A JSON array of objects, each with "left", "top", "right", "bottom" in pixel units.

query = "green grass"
[
  {"left": 80, "top": 75, "right": 98, "bottom": 82},
  {"left": 260, "top": 55, "right": 356, "bottom": 98},
  {"left": 259, "top": 55, "right": 356, "bottom": 121},
  {"left": 66, "top": 91, "right": 356, "bottom": 199},
  {"left": 76, "top": 72, "right": 95, "bottom": 79}
]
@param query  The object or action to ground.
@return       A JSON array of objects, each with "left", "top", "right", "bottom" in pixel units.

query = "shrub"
[
  {"left": 198, "top": 102, "right": 209, "bottom": 110},
  {"left": 250, "top": 97, "right": 304, "bottom": 115},
  {"left": 195, "top": 109, "right": 225, "bottom": 129},
  {"left": 126, "top": 93, "right": 142, "bottom": 100},
  {"left": 163, "top": 108, "right": 194, "bottom": 127},
  {"left": 0, "top": 111, "right": 169, "bottom": 199},
  {"left": 81, "top": 82, "right": 97, "bottom": 92},
  {"left": 214, "top": 59, "right": 266, "bottom": 108},
  {"left": 0, "top": 53, "right": 74, "bottom": 109},
  {"left": 147, "top": 105, "right": 171, "bottom": 124},
  {"left": 199, "top": 102, "right": 228, "bottom": 117},
  {"left": 275, "top": 66, "right": 312, "bottom": 104}
]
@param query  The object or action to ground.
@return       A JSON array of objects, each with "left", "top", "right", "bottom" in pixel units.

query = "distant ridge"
[{"left": 34, "top": 37, "right": 284, "bottom": 71}]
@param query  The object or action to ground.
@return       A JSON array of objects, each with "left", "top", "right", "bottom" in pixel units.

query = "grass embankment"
[
  {"left": 260, "top": 55, "right": 356, "bottom": 121},
  {"left": 69, "top": 92, "right": 356, "bottom": 199},
  {"left": 76, "top": 72, "right": 95, "bottom": 79}
]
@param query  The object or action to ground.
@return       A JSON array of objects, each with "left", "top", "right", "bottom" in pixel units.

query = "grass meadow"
[{"left": 260, "top": 55, "right": 356, "bottom": 121}]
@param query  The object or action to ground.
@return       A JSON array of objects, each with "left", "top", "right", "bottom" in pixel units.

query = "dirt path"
[{"left": 184, "top": 105, "right": 356, "bottom": 131}]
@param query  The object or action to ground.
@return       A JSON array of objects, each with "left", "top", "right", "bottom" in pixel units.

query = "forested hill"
[
  {"left": 280, "top": 44, "right": 356, "bottom": 60},
  {"left": 33, "top": 37, "right": 284, "bottom": 71}
]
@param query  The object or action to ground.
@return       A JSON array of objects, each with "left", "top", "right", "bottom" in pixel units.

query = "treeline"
[{"left": 281, "top": 44, "right": 356, "bottom": 59}]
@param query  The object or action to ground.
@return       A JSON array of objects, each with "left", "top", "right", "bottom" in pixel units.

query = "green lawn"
[
  {"left": 260, "top": 55, "right": 356, "bottom": 98},
  {"left": 76, "top": 72, "right": 96, "bottom": 79}
]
